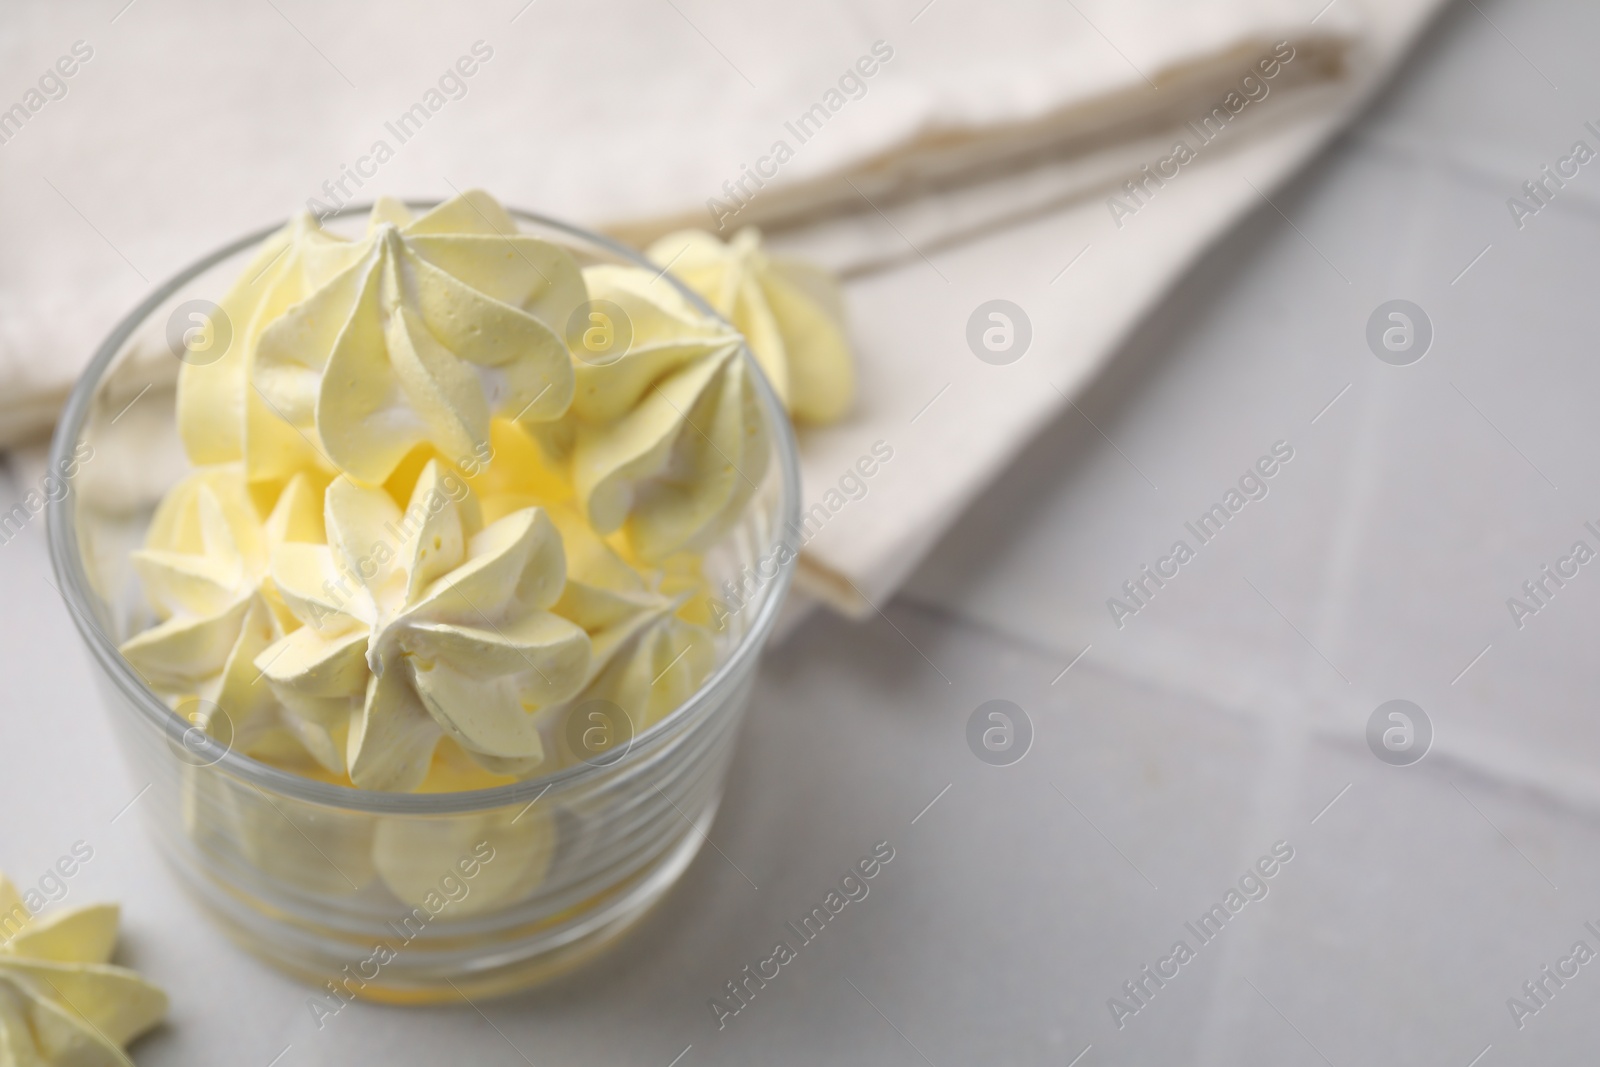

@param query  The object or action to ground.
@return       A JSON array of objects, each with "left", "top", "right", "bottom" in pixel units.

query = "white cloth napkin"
[
  {"left": 756, "top": 0, "right": 1452, "bottom": 615},
  {"left": 0, "top": 0, "right": 1447, "bottom": 613}
]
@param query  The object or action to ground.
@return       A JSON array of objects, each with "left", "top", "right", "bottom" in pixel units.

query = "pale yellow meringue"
[
  {"left": 175, "top": 213, "right": 352, "bottom": 482},
  {"left": 372, "top": 810, "right": 554, "bottom": 917},
  {"left": 128, "top": 194, "right": 760, "bottom": 801},
  {"left": 256, "top": 460, "right": 589, "bottom": 791},
  {"left": 548, "top": 264, "right": 770, "bottom": 562},
  {"left": 471, "top": 420, "right": 719, "bottom": 758},
  {"left": 0, "top": 874, "right": 166, "bottom": 1066},
  {"left": 117, "top": 465, "right": 333, "bottom": 767},
  {"left": 250, "top": 192, "right": 584, "bottom": 486},
  {"left": 544, "top": 505, "right": 714, "bottom": 744},
  {"left": 647, "top": 227, "right": 854, "bottom": 424}
]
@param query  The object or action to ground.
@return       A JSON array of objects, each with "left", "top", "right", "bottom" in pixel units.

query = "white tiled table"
[{"left": 8, "top": 0, "right": 1600, "bottom": 1063}]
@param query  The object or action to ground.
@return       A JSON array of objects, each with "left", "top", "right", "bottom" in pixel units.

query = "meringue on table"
[{"left": 0, "top": 875, "right": 166, "bottom": 1066}]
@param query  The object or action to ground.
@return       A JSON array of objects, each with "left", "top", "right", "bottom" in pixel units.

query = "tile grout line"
[{"left": 893, "top": 594, "right": 1600, "bottom": 820}]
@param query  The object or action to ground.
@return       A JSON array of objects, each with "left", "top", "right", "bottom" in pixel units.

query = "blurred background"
[{"left": 4, "top": 0, "right": 1599, "bottom": 1063}]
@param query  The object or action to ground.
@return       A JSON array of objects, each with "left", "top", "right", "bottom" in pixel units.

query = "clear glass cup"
[{"left": 46, "top": 204, "right": 800, "bottom": 1002}]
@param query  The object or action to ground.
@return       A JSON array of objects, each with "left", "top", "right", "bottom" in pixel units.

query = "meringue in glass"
[{"left": 49, "top": 194, "right": 803, "bottom": 998}]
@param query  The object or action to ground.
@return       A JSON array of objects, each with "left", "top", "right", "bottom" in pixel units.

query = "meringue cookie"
[
  {"left": 647, "top": 227, "right": 854, "bottom": 424},
  {"left": 0, "top": 874, "right": 166, "bottom": 1066},
  {"left": 469, "top": 422, "right": 718, "bottom": 760},
  {"left": 575, "top": 609, "right": 714, "bottom": 736},
  {"left": 214, "top": 790, "right": 377, "bottom": 895},
  {"left": 544, "top": 505, "right": 714, "bottom": 729},
  {"left": 251, "top": 191, "right": 584, "bottom": 486},
  {"left": 414, "top": 737, "right": 519, "bottom": 792},
  {"left": 372, "top": 808, "right": 555, "bottom": 917},
  {"left": 175, "top": 213, "right": 355, "bottom": 481},
  {"left": 117, "top": 465, "right": 335, "bottom": 768},
  {"left": 257, "top": 460, "right": 590, "bottom": 791},
  {"left": 457, "top": 417, "right": 574, "bottom": 517},
  {"left": 557, "top": 264, "right": 770, "bottom": 561}
]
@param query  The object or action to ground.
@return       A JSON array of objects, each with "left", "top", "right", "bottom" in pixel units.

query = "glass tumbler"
[{"left": 46, "top": 204, "right": 800, "bottom": 1002}]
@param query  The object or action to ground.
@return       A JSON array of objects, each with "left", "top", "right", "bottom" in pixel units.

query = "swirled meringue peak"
[
  {"left": 257, "top": 459, "right": 590, "bottom": 790},
  {"left": 548, "top": 504, "right": 710, "bottom": 697},
  {"left": 118, "top": 465, "right": 335, "bottom": 768},
  {"left": 560, "top": 264, "right": 770, "bottom": 561},
  {"left": 0, "top": 873, "right": 167, "bottom": 1066},
  {"left": 176, "top": 212, "right": 354, "bottom": 477},
  {"left": 647, "top": 227, "right": 854, "bottom": 424},
  {"left": 467, "top": 434, "right": 717, "bottom": 765},
  {"left": 251, "top": 192, "right": 584, "bottom": 486},
  {"left": 487, "top": 501, "right": 716, "bottom": 769}
]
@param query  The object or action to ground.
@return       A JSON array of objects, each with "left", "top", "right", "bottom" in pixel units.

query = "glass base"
[{"left": 173, "top": 799, "right": 717, "bottom": 1003}]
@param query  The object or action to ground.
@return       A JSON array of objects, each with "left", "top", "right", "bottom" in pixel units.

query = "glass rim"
[{"left": 45, "top": 198, "right": 802, "bottom": 815}]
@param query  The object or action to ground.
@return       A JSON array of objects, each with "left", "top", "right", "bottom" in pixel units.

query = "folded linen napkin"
[
  {"left": 0, "top": 0, "right": 1446, "bottom": 614},
  {"left": 739, "top": 0, "right": 1453, "bottom": 616}
]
